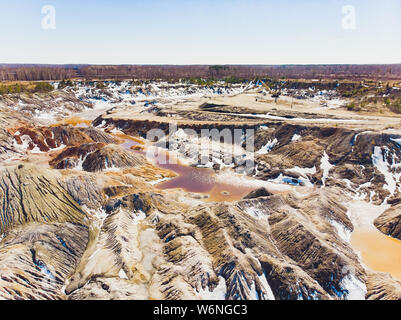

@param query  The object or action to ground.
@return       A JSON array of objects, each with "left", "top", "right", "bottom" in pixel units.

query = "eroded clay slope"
[
  {"left": 0, "top": 164, "right": 87, "bottom": 233},
  {"left": 62, "top": 189, "right": 369, "bottom": 300}
]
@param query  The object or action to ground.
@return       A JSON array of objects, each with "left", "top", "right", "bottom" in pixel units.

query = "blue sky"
[{"left": 0, "top": 0, "right": 400, "bottom": 64}]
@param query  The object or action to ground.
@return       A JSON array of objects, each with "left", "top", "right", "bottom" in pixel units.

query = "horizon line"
[{"left": 1, "top": 63, "right": 401, "bottom": 67}]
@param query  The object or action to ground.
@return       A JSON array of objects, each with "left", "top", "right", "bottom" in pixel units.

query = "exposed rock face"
[
  {"left": 65, "top": 193, "right": 168, "bottom": 299},
  {"left": 51, "top": 125, "right": 116, "bottom": 147},
  {"left": 65, "top": 206, "right": 147, "bottom": 295},
  {"left": 0, "top": 103, "right": 40, "bottom": 160},
  {"left": 260, "top": 140, "right": 324, "bottom": 169},
  {"left": 374, "top": 204, "right": 401, "bottom": 240},
  {"left": 0, "top": 164, "right": 87, "bottom": 234},
  {"left": 78, "top": 127, "right": 117, "bottom": 145},
  {"left": 68, "top": 277, "right": 150, "bottom": 300},
  {"left": 93, "top": 116, "right": 259, "bottom": 139},
  {"left": 180, "top": 201, "right": 327, "bottom": 300},
  {"left": 160, "top": 189, "right": 362, "bottom": 300}
]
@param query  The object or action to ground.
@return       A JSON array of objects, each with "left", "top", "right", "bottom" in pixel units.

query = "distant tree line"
[
  {"left": 0, "top": 64, "right": 401, "bottom": 82},
  {"left": 0, "top": 65, "right": 77, "bottom": 81}
]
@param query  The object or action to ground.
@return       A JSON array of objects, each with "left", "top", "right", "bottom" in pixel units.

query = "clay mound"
[
  {"left": 258, "top": 139, "right": 324, "bottom": 169},
  {"left": 13, "top": 126, "right": 56, "bottom": 152},
  {"left": 12, "top": 125, "right": 117, "bottom": 153},
  {"left": 0, "top": 164, "right": 87, "bottom": 234},
  {"left": 82, "top": 144, "right": 146, "bottom": 172},
  {"left": 79, "top": 127, "right": 116, "bottom": 144},
  {"left": 374, "top": 204, "right": 401, "bottom": 240},
  {"left": 366, "top": 273, "right": 401, "bottom": 300},
  {"left": 49, "top": 142, "right": 105, "bottom": 168},
  {"left": 54, "top": 158, "right": 79, "bottom": 169},
  {"left": 243, "top": 187, "right": 273, "bottom": 199},
  {"left": 51, "top": 125, "right": 117, "bottom": 147}
]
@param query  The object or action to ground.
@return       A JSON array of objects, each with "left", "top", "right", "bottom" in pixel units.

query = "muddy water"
[
  {"left": 34, "top": 115, "right": 293, "bottom": 203},
  {"left": 349, "top": 201, "right": 401, "bottom": 281},
  {"left": 156, "top": 168, "right": 257, "bottom": 202},
  {"left": 207, "top": 184, "right": 258, "bottom": 202},
  {"left": 131, "top": 148, "right": 256, "bottom": 201},
  {"left": 352, "top": 228, "right": 401, "bottom": 280},
  {"left": 100, "top": 128, "right": 255, "bottom": 201},
  {"left": 46, "top": 116, "right": 271, "bottom": 202},
  {"left": 114, "top": 132, "right": 144, "bottom": 150},
  {"left": 50, "top": 117, "right": 91, "bottom": 128},
  {"left": 52, "top": 117, "right": 286, "bottom": 203}
]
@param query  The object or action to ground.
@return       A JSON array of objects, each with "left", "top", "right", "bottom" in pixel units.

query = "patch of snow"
[
  {"left": 118, "top": 268, "right": 128, "bottom": 279},
  {"left": 74, "top": 155, "right": 87, "bottom": 171},
  {"left": 110, "top": 127, "right": 124, "bottom": 134},
  {"left": 341, "top": 274, "right": 367, "bottom": 300},
  {"left": 133, "top": 210, "right": 146, "bottom": 224},
  {"left": 286, "top": 166, "right": 316, "bottom": 177},
  {"left": 96, "top": 120, "right": 107, "bottom": 128},
  {"left": 346, "top": 200, "right": 390, "bottom": 229},
  {"left": 257, "top": 273, "right": 276, "bottom": 300},
  {"left": 256, "top": 138, "right": 278, "bottom": 155},
  {"left": 320, "top": 152, "right": 334, "bottom": 186},
  {"left": 372, "top": 146, "right": 397, "bottom": 196},
  {"left": 329, "top": 219, "right": 351, "bottom": 242},
  {"left": 291, "top": 134, "right": 301, "bottom": 142},
  {"left": 149, "top": 177, "right": 171, "bottom": 185},
  {"left": 391, "top": 137, "right": 401, "bottom": 146},
  {"left": 244, "top": 207, "right": 266, "bottom": 220},
  {"left": 194, "top": 276, "right": 227, "bottom": 300}
]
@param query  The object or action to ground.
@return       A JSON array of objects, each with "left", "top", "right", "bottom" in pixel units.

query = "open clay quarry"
[{"left": 0, "top": 76, "right": 401, "bottom": 300}]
